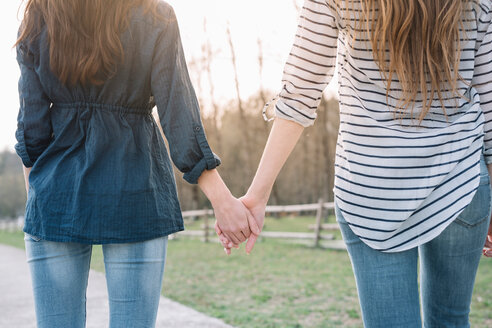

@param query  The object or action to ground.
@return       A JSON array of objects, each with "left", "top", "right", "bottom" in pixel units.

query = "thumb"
[
  {"left": 246, "top": 233, "right": 258, "bottom": 254},
  {"left": 246, "top": 210, "right": 261, "bottom": 235}
]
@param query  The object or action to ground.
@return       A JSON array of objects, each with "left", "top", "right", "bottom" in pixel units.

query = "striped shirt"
[{"left": 276, "top": 0, "right": 492, "bottom": 252}]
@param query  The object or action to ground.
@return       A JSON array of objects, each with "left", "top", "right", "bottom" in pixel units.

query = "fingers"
[
  {"left": 484, "top": 234, "right": 492, "bottom": 257},
  {"left": 483, "top": 245, "right": 492, "bottom": 257},
  {"left": 241, "top": 230, "right": 250, "bottom": 240},
  {"left": 228, "top": 212, "right": 251, "bottom": 244},
  {"left": 485, "top": 235, "right": 492, "bottom": 248},
  {"left": 232, "top": 231, "right": 247, "bottom": 244},
  {"left": 246, "top": 233, "right": 258, "bottom": 254},
  {"left": 218, "top": 233, "right": 230, "bottom": 247},
  {"left": 483, "top": 220, "right": 492, "bottom": 257},
  {"left": 215, "top": 221, "right": 232, "bottom": 248},
  {"left": 214, "top": 221, "right": 222, "bottom": 235},
  {"left": 219, "top": 229, "right": 240, "bottom": 249},
  {"left": 246, "top": 210, "right": 261, "bottom": 235},
  {"left": 223, "top": 231, "right": 241, "bottom": 245}
]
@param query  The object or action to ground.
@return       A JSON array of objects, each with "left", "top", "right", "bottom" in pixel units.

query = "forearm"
[
  {"left": 247, "top": 118, "right": 304, "bottom": 203},
  {"left": 23, "top": 166, "right": 31, "bottom": 194},
  {"left": 197, "top": 169, "right": 233, "bottom": 206},
  {"left": 488, "top": 164, "right": 492, "bottom": 183}
]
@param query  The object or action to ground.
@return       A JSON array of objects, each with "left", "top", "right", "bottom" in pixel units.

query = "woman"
[
  {"left": 226, "top": 0, "right": 492, "bottom": 326},
  {"left": 14, "top": 0, "right": 258, "bottom": 327}
]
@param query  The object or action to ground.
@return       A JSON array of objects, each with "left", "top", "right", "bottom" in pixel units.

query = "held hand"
[
  {"left": 240, "top": 193, "right": 267, "bottom": 254},
  {"left": 213, "top": 196, "right": 260, "bottom": 246},
  {"left": 483, "top": 216, "right": 492, "bottom": 257},
  {"left": 217, "top": 193, "right": 267, "bottom": 255},
  {"left": 215, "top": 221, "right": 234, "bottom": 255}
]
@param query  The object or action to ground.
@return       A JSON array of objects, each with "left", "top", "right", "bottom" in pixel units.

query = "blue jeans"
[
  {"left": 336, "top": 159, "right": 491, "bottom": 328},
  {"left": 25, "top": 235, "right": 168, "bottom": 328}
]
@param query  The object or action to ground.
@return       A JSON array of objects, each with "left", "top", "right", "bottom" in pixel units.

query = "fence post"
[
  {"left": 314, "top": 198, "right": 324, "bottom": 247},
  {"left": 203, "top": 209, "right": 209, "bottom": 243}
]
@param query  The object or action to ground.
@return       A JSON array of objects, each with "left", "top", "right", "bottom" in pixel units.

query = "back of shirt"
[
  {"left": 15, "top": 1, "right": 220, "bottom": 244},
  {"left": 275, "top": 0, "right": 492, "bottom": 252}
]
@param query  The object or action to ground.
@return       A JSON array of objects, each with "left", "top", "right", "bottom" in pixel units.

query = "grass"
[{"left": 1, "top": 219, "right": 491, "bottom": 328}]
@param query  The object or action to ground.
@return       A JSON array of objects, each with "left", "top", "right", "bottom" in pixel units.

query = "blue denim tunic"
[{"left": 14, "top": 2, "right": 220, "bottom": 244}]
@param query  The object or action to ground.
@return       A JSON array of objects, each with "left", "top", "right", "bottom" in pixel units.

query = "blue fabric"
[
  {"left": 25, "top": 234, "right": 168, "bottom": 328},
  {"left": 335, "top": 158, "right": 491, "bottom": 327},
  {"left": 15, "top": 2, "right": 220, "bottom": 244}
]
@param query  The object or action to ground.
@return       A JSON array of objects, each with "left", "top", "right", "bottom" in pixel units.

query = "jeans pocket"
[
  {"left": 24, "top": 233, "right": 42, "bottom": 242},
  {"left": 455, "top": 183, "right": 491, "bottom": 228}
]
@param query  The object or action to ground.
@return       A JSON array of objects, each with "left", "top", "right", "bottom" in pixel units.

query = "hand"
[
  {"left": 240, "top": 192, "right": 267, "bottom": 254},
  {"left": 215, "top": 221, "right": 233, "bottom": 255},
  {"left": 217, "top": 118, "right": 304, "bottom": 254},
  {"left": 214, "top": 193, "right": 265, "bottom": 255},
  {"left": 213, "top": 195, "right": 260, "bottom": 246},
  {"left": 483, "top": 216, "right": 492, "bottom": 257}
]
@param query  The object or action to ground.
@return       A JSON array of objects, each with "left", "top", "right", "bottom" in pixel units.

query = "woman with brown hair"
[
  {"left": 225, "top": 0, "right": 492, "bottom": 326},
  {"left": 15, "top": 0, "right": 258, "bottom": 327}
]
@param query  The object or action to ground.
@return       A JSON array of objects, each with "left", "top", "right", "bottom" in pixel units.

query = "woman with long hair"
[
  {"left": 224, "top": 0, "right": 492, "bottom": 326},
  {"left": 14, "top": 0, "right": 258, "bottom": 327}
]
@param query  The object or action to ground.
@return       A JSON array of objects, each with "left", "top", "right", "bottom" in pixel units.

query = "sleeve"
[
  {"left": 474, "top": 5, "right": 492, "bottom": 164},
  {"left": 275, "top": 0, "right": 340, "bottom": 127},
  {"left": 15, "top": 40, "right": 52, "bottom": 168},
  {"left": 151, "top": 5, "right": 220, "bottom": 184}
]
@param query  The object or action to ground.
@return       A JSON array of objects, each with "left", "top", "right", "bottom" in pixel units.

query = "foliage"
[{"left": 0, "top": 151, "right": 26, "bottom": 219}]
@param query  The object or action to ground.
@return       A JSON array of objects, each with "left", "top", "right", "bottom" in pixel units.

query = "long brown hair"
[
  {"left": 344, "top": 0, "right": 467, "bottom": 121},
  {"left": 16, "top": 0, "right": 163, "bottom": 86}
]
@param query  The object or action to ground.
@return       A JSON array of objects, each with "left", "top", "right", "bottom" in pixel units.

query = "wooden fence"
[
  {"left": 0, "top": 200, "right": 344, "bottom": 249},
  {"left": 0, "top": 219, "right": 22, "bottom": 232},
  {"left": 178, "top": 199, "right": 340, "bottom": 248}
]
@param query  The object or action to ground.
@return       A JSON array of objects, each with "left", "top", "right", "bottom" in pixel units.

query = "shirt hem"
[{"left": 23, "top": 225, "right": 185, "bottom": 245}]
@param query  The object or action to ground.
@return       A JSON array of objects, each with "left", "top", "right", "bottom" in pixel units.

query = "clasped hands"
[{"left": 212, "top": 193, "right": 267, "bottom": 255}]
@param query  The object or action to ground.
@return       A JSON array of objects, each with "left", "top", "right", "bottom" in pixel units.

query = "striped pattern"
[{"left": 276, "top": 0, "right": 492, "bottom": 252}]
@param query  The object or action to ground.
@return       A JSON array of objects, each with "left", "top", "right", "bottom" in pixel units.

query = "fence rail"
[
  {"left": 0, "top": 220, "right": 23, "bottom": 232},
  {"left": 180, "top": 202, "right": 335, "bottom": 218},
  {"left": 179, "top": 199, "right": 337, "bottom": 247},
  {"left": 0, "top": 201, "right": 341, "bottom": 248}
]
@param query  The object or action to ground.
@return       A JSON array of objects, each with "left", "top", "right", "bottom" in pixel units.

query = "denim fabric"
[
  {"left": 336, "top": 158, "right": 491, "bottom": 328},
  {"left": 15, "top": 2, "right": 220, "bottom": 244},
  {"left": 25, "top": 234, "right": 168, "bottom": 328}
]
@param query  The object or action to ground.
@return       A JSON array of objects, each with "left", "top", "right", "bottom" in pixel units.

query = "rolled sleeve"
[
  {"left": 182, "top": 125, "right": 221, "bottom": 184},
  {"left": 473, "top": 6, "right": 492, "bottom": 164},
  {"left": 151, "top": 4, "right": 220, "bottom": 184},
  {"left": 15, "top": 42, "right": 52, "bottom": 168}
]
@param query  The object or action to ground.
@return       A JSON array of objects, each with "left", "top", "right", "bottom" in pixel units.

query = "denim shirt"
[{"left": 15, "top": 2, "right": 220, "bottom": 244}]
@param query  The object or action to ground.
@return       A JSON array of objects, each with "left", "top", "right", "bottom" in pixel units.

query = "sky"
[{"left": 0, "top": 0, "right": 338, "bottom": 151}]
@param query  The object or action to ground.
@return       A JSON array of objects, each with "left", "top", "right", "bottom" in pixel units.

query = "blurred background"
[{"left": 0, "top": 1, "right": 490, "bottom": 327}]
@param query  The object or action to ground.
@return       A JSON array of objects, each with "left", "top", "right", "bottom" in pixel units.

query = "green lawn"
[
  {"left": 184, "top": 215, "right": 344, "bottom": 241},
  {"left": 1, "top": 221, "right": 491, "bottom": 328}
]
